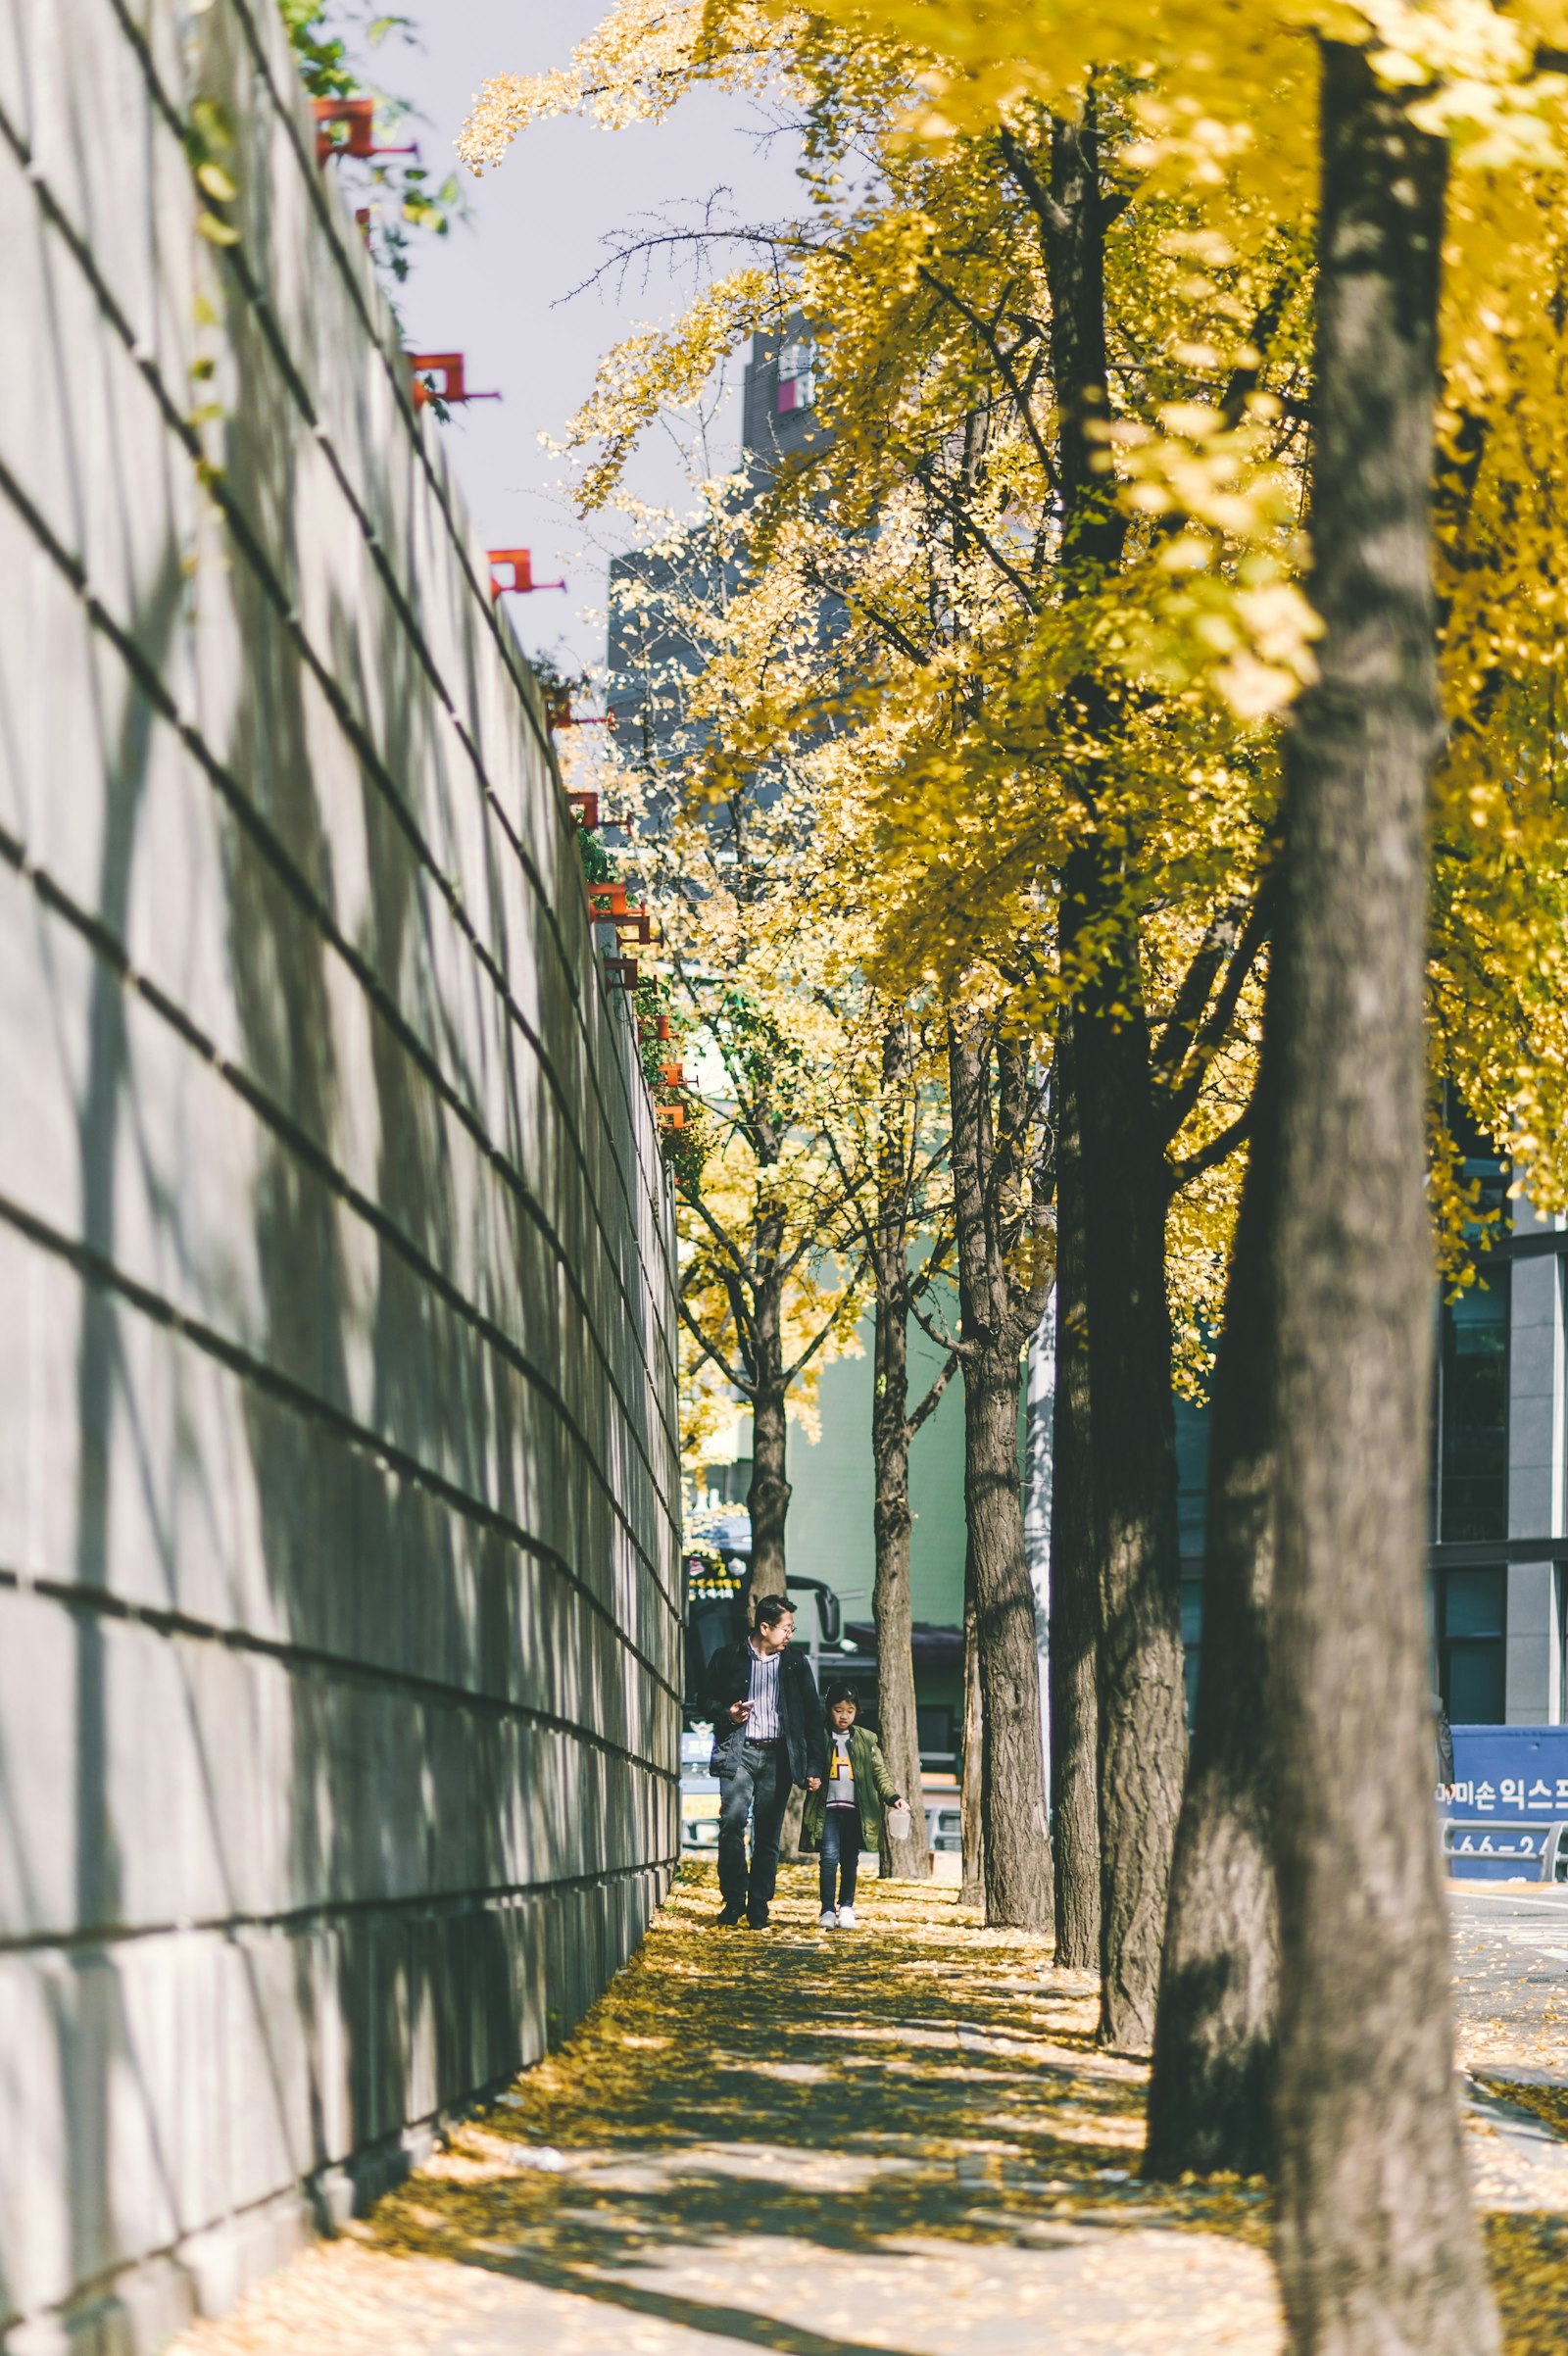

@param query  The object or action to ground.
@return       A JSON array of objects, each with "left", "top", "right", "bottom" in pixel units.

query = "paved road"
[
  {"left": 1450, "top": 1880, "right": 1568, "bottom": 2055},
  {"left": 1447, "top": 1880, "right": 1568, "bottom": 2213}
]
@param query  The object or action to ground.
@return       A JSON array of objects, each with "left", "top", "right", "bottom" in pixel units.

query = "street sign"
[{"left": 1446, "top": 1725, "right": 1568, "bottom": 1879}]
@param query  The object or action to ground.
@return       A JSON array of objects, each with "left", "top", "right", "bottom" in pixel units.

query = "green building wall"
[{"left": 786, "top": 1315, "right": 969, "bottom": 1631}]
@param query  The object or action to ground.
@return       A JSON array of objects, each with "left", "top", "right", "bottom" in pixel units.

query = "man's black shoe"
[
  {"left": 716, "top": 1904, "right": 746, "bottom": 1926},
  {"left": 747, "top": 1907, "right": 770, "bottom": 1930}
]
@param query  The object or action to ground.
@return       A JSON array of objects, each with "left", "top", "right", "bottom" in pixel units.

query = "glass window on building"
[
  {"left": 1433, "top": 1565, "right": 1506, "bottom": 1723},
  {"left": 776, "top": 340, "right": 816, "bottom": 415},
  {"left": 917, "top": 1703, "right": 956, "bottom": 1774},
  {"left": 1433, "top": 1270, "right": 1510, "bottom": 1543}
]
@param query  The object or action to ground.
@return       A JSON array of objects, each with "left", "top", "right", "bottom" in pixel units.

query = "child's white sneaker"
[
  {"left": 837, "top": 1904, "right": 858, "bottom": 1929},
  {"left": 818, "top": 1907, "right": 838, "bottom": 1929}
]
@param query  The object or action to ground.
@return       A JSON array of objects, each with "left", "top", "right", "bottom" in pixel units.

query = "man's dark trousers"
[{"left": 717, "top": 1738, "right": 791, "bottom": 1920}]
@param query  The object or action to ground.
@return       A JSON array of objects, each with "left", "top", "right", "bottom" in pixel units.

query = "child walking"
[{"left": 802, "top": 1682, "right": 903, "bottom": 1928}]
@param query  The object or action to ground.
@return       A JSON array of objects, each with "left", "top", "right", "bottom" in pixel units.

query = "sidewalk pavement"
[{"left": 172, "top": 1867, "right": 1568, "bottom": 2356}]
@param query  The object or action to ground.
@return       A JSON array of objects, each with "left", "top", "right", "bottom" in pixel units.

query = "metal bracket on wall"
[
  {"left": 313, "top": 98, "right": 417, "bottom": 166},
  {"left": 407, "top": 353, "right": 500, "bottom": 409},
  {"left": 488, "top": 549, "right": 566, "bottom": 599}
]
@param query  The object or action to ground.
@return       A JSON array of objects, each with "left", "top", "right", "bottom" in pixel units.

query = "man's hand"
[
  {"left": 728, "top": 1699, "right": 752, "bottom": 1724},
  {"left": 807, "top": 1777, "right": 821, "bottom": 1792}
]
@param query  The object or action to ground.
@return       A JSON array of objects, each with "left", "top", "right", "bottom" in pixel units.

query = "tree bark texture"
[
  {"left": 1047, "top": 103, "right": 1122, "bottom": 580},
  {"left": 1146, "top": 1050, "right": 1280, "bottom": 2178},
  {"left": 1047, "top": 103, "right": 1180, "bottom": 2040},
  {"left": 1074, "top": 889, "right": 1188, "bottom": 2053},
  {"left": 746, "top": 1210, "right": 791, "bottom": 1602},
  {"left": 871, "top": 1024, "right": 933, "bottom": 1881},
  {"left": 1068, "top": 890, "right": 1191, "bottom": 2054},
  {"left": 747, "top": 1380, "right": 790, "bottom": 1602},
  {"left": 960, "top": 1538, "right": 985, "bottom": 1909},
  {"left": 1050, "top": 1012, "right": 1101, "bottom": 1971},
  {"left": 1268, "top": 47, "right": 1496, "bottom": 2355},
  {"left": 873, "top": 1288, "right": 932, "bottom": 1881},
  {"left": 949, "top": 1021, "right": 1054, "bottom": 1931},
  {"left": 967, "top": 1344, "right": 1053, "bottom": 1928}
]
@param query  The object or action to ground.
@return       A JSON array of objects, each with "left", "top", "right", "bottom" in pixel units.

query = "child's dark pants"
[{"left": 819, "top": 1806, "right": 858, "bottom": 1911}]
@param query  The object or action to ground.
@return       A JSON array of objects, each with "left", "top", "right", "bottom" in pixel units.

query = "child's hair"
[{"left": 824, "top": 1682, "right": 858, "bottom": 1710}]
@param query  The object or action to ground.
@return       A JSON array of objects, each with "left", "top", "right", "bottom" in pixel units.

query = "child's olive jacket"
[{"left": 800, "top": 1726, "right": 899, "bottom": 1854}]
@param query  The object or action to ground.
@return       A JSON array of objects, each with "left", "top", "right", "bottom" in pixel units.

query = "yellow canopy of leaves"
[{"left": 467, "top": 0, "right": 1568, "bottom": 1350}]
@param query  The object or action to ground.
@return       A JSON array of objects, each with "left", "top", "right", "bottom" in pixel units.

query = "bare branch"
[
  {"left": 908, "top": 1284, "right": 965, "bottom": 1357},
  {"left": 913, "top": 260, "right": 1062, "bottom": 496},
  {"left": 781, "top": 1254, "right": 870, "bottom": 1385},
  {"left": 910, "top": 456, "right": 1042, "bottom": 614},
  {"left": 1168, "top": 1100, "right": 1254, "bottom": 1191},
  {"left": 1151, "top": 898, "right": 1249, "bottom": 1086},
  {"left": 680, "top": 1189, "right": 758, "bottom": 1311},
  {"left": 1156, "top": 867, "right": 1277, "bottom": 1141},
  {"left": 675, "top": 1291, "right": 751, "bottom": 1396},
  {"left": 906, "top": 1348, "right": 961, "bottom": 1440}
]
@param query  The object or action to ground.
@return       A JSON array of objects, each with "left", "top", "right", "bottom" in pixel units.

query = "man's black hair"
[
  {"left": 823, "top": 1681, "right": 858, "bottom": 1709},
  {"left": 754, "top": 1595, "right": 794, "bottom": 1632}
]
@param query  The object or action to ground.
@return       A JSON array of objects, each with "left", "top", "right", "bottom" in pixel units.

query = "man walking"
[{"left": 703, "top": 1595, "right": 825, "bottom": 1927}]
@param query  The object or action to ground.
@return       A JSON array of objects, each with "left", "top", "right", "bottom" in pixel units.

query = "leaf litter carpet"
[{"left": 176, "top": 1866, "right": 1568, "bottom": 2356}]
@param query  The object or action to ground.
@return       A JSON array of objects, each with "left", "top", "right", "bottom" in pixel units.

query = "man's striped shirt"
[{"left": 746, "top": 1643, "right": 782, "bottom": 1741}]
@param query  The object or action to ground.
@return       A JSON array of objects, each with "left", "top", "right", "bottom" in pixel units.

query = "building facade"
[
  {"left": 1432, "top": 1191, "right": 1568, "bottom": 1723},
  {"left": 1179, "top": 1160, "right": 1568, "bottom": 1726}
]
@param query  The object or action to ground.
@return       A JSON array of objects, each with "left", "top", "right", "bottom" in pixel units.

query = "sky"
[{"left": 349, "top": 1, "right": 805, "bottom": 676}]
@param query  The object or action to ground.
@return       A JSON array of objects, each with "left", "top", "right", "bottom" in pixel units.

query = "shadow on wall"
[
  {"left": 64, "top": 544, "right": 188, "bottom": 2322},
  {"left": 0, "top": 11, "right": 665, "bottom": 2335}
]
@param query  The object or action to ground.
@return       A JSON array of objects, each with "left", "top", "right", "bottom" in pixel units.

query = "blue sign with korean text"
[{"left": 1445, "top": 1726, "right": 1568, "bottom": 1881}]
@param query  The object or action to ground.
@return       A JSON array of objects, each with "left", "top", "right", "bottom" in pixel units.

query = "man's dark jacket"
[{"left": 701, "top": 1638, "right": 827, "bottom": 1790}]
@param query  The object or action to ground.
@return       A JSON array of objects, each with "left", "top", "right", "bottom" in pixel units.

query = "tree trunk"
[
  {"left": 966, "top": 1342, "right": 1054, "bottom": 1928},
  {"left": 872, "top": 1403, "right": 931, "bottom": 1882},
  {"left": 1047, "top": 103, "right": 1182, "bottom": 2044},
  {"left": 747, "top": 1383, "right": 790, "bottom": 1602},
  {"left": 1047, "top": 102, "right": 1122, "bottom": 580},
  {"left": 872, "top": 1027, "right": 932, "bottom": 1882},
  {"left": 960, "top": 1538, "right": 985, "bottom": 1909},
  {"left": 1268, "top": 46, "right": 1495, "bottom": 2354},
  {"left": 750, "top": 1357, "right": 795, "bottom": 1849},
  {"left": 1074, "top": 889, "right": 1188, "bottom": 2053},
  {"left": 1146, "top": 1048, "right": 1279, "bottom": 2178},
  {"left": 950, "top": 1022, "right": 1054, "bottom": 1931},
  {"left": 1051, "top": 1011, "right": 1101, "bottom": 1971},
  {"left": 1023, "top": 1301, "right": 1054, "bottom": 1826}
]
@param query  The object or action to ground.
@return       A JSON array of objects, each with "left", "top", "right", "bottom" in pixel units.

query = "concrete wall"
[{"left": 0, "top": 1, "right": 680, "bottom": 2345}]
